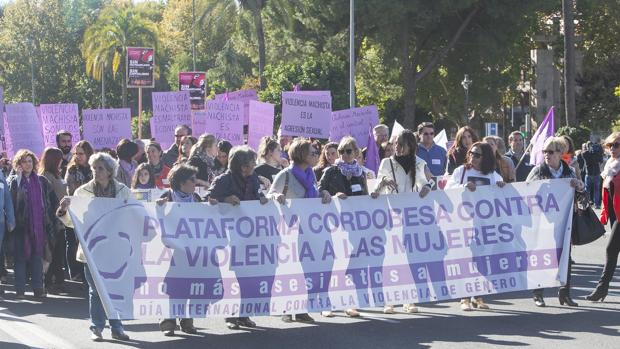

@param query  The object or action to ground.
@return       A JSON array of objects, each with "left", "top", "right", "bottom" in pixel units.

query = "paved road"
[{"left": 1, "top": 220, "right": 619, "bottom": 349}]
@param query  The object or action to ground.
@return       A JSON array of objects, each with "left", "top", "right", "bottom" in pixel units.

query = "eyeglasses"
[
  {"left": 468, "top": 151, "right": 482, "bottom": 159},
  {"left": 339, "top": 148, "right": 354, "bottom": 155},
  {"left": 607, "top": 142, "right": 620, "bottom": 149},
  {"left": 542, "top": 149, "right": 557, "bottom": 155},
  {"left": 423, "top": 132, "right": 435, "bottom": 136}
]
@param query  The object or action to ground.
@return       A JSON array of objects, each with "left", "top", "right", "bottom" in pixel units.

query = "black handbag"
[{"left": 571, "top": 191, "right": 606, "bottom": 245}]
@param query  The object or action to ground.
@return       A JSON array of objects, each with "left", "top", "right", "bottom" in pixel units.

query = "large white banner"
[{"left": 68, "top": 180, "right": 574, "bottom": 320}]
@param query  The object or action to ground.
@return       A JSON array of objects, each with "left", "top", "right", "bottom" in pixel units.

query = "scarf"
[
  {"left": 602, "top": 157, "right": 620, "bottom": 189},
  {"left": 394, "top": 155, "right": 416, "bottom": 174},
  {"left": 335, "top": 159, "right": 363, "bottom": 178},
  {"left": 171, "top": 190, "right": 195, "bottom": 203},
  {"left": 291, "top": 165, "right": 318, "bottom": 198},
  {"left": 93, "top": 180, "right": 117, "bottom": 198},
  {"left": 21, "top": 173, "right": 46, "bottom": 260},
  {"left": 149, "top": 161, "right": 164, "bottom": 178}
]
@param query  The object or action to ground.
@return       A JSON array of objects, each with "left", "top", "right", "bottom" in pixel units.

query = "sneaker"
[
  {"left": 163, "top": 330, "right": 175, "bottom": 337},
  {"left": 460, "top": 299, "right": 473, "bottom": 311},
  {"left": 90, "top": 328, "right": 103, "bottom": 342},
  {"left": 225, "top": 318, "right": 240, "bottom": 330},
  {"left": 403, "top": 303, "right": 419, "bottom": 313},
  {"left": 237, "top": 317, "right": 256, "bottom": 328},
  {"left": 321, "top": 311, "right": 335, "bottom": 317},
  {"left": 383, "top": 305, "right": 396, "bottom": 314},
  {"left": 295, "top": 313, "right": 315, "bottom": 323},
  {"left": 111, "top": 329, "right": 130, "bottom": 341},
  {"left": 344, "top": 309, "right": 360, "bottom": 317},
  {"left": 473, "top": 297, "right": 489, "bottom": 310}
]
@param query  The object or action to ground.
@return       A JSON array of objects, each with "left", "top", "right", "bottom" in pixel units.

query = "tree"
[{"left": 82, "top": 0, "right": 158, "bottom": 107}]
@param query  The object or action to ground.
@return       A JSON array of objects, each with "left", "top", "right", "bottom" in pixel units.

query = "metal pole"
[
  {"left": 192, "top": 0, "right": 196, "bottom": 71},
  {"left": 138, "top": 88, "right": 143, "bottom": 139},
  {"left": 349, "top": 0, "right": 355, "bottom": 108},
  {"left": 464, "top": 88, "right": 469, "bottom": 124}
]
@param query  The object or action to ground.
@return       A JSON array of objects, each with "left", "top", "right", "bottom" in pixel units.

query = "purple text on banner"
[
  {"left": 82, "top": 109, "right": 132, "bottom": 150},
  {"left": 191, "top": 110, "right": 207, "bottom": 136},
  {"left": 281, "top": 91, "right": 332, "bottom": 139},
  {"left": 247, "top": 101, "right": 275, "bottom": 150},
  {"left": 5, "top": 103, "right": 45, "bottom": 158},
  {"left": 205, "top": 100, "right": 244, "bottom": 145},
  {"left": 39, "top": 103, "right": 81, "bottom": 148},
  {"left": 329, "top": 105, "right": 379, "bottom": 149},
  {"left": 151, "top": 91, "right": 192, "bottom": 149},
  {"left": 214, "top": 89, "right": 258, "bottom": 125}
]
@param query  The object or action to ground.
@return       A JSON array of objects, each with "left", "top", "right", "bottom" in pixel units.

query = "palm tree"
[{"left": 82, "top": 1, "right": 158, "bottom": 107}]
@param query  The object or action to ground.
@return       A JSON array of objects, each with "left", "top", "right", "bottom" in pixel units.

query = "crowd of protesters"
[{"left": 0, "top": 122, "right": 618, "bottom": 343}]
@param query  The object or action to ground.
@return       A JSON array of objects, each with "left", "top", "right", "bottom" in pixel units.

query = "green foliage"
[
  {"left": 131, "top": 110, "right": 153, "bottom": 139},
  {"left": 556, "top": 125, "right": 591, "bottom": 148}
]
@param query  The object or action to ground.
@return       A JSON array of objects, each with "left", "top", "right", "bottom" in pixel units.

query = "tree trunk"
[
  {"left": 562, "top": 0, "right": 577, "bottom": 126},
  {"left": 122, "top": 53, "right": 128, "bottom": 108},
  {"left": 400, "top": 32, "right": 417, "bottom": 130},
  {"left": 253, "top": 8, "right": 267, "bottom": 90}
]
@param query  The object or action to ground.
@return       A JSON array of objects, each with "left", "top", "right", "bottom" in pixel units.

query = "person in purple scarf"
[{"left": 8, "top": 149, "right": 60, "bottom": 299}]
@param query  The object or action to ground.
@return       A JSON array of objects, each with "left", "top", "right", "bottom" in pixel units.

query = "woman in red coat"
[{"left": 587, "top": 132, "right": 620, "bottom": 301}]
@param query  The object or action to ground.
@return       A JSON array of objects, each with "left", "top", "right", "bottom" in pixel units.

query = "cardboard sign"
[
  {"left": 247, "top": 101, "right": 275, "bottom": 150},
  {"left": 151, "top": 91, "right": 192, "bottom": 149},
  {"left": 82, "top": 108, "right": 132, "bottom": 150},
  {"left": 204, "top": 100, "right": 244, "bottom": 145},
  {"left": 39, "top": 103, "right": 81, "bottom": 147},
  {"left": 281, "top": 91, "right": 332, "bottom": 139}
]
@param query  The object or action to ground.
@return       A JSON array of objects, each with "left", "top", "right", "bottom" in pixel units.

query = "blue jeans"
[
  {"left": 15, "top": 255, "right": 43, "bottom": 293},
  {"left": 585, "top": 175, "right": 602, "bottom": 207},
  {"left": 84, "top": 264, "right": 123, "bottom": 332}
]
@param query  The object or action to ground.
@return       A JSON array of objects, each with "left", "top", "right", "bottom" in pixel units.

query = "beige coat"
[{"left": 375, "top": 156, "right": 429, "bottom": 194}]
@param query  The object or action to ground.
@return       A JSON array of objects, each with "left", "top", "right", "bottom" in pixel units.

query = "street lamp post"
[{"left": 461, "top": 74, "right": 472, "bottom": 124}]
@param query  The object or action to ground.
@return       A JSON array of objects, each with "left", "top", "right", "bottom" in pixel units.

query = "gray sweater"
[{"left": 267, "top": 167, "right": 308, "bottom": 199}]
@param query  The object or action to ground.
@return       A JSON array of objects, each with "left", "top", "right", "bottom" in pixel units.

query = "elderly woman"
[
  {"left": 8, "top": 150, "right": 60, "bottom": 299},
  {"left": 587, "top": 132, "right": 620, "bottom": 302},
  {"left": 372, "top": 129, "right": 430, "bottom": 314},
  {"left": 255, "top": 136, "right": 284, "bottom": 182},
  {"left": 156, "top": 164, "right": 200, "bottom": 336},
  {"left": 115, "top": 139, "right": 139, "bottom": 187},
  {"left": 525, "top": 137, "right": 584, "bottom": 307},
  {"left": 146, "top": 141, "right": 171, "bottom": 188},
  {"left": 483, "top": 136, "right": 516, "bottom": 183},
  {"left": 188, "top": 134, "right": 218, "bottom": 187},
  {"left": 39, "top": 147, "right": 69, "bottom": 294},
  {"left": 446, "top": 126, "right": 479, "bottom": 175},
  {"left": 318, "top": 136, "right": 369, "bottom": 318},
  {"left": 268, "top": 138, "right": 331, "bottom": 322},
  {"left": 57, "top": 152, "right": 132, "bottom": 342},
  {"left": 0, "top": 168, "right": 15, "bottom": 296},
  {"left": 446, "top": 142, "right": 505, "bottom": 310},
  {"left": 206, "top": 146, "right": 269, "bottom": 330},
  {"left": 64, "top": 140, "right": 94, "bottom": 282},
  {"left": 313, "top": 142, "right": 338, "bottom": 181}
]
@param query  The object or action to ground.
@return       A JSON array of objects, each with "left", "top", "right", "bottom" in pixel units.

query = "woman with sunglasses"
[
  {"left": 371, "top": 129, "right": 430, "bottom": 314},
  {"left": 526, "top": 137, "right": 585, "bottom": 307},
  {"left": 446, "top": 142, "right": 505, "bottom": 311},
  {"left": 318, "top": 136, "right": 369, "bottom": 318},
  {"left": 587, "top": 132, "right": 620, "bottom": 302}
]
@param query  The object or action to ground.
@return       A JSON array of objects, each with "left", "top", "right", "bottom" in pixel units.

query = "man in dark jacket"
[
  {"left": 583, "top": 141, "right": 604, "bottom": 208},
  {"left": 505, "top": 131, "right": 534, "bottom": 182},
  {"left": 162, "top": 124, "right": 191, "bottom": 167}
]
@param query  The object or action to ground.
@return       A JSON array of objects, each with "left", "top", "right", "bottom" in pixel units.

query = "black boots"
[
  {"left": 558, "top": 289, "right": 578, "bottom": 307},
  {"left": 585, "top": 282, "right": 609, "bottom": 302}
]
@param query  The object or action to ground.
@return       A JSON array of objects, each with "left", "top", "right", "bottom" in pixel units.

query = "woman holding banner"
[
  {"left": 156, "top": 164, "right": 201, "bottom": 336},
  {"left": 526, "top": 137, "right": 584, "bottom": 307},
  {"left": 446, "top": 142, "right": 505, "bottom": 310},
  {"left": 57, "top": 152, "right": 132, "bottom": 342},
  {"left": 446, "top": 126, "right": 479, "bottom": 175},
  {"left": 319, "top": 136, "right": 369, "bottom": 318},
  {"left": 146, "top": 141, "right": 171, "bottom": 189},
  {"left": 268, "top": 138, "right": 331, "bottom": 322},
  {"left": 8, "top": 150, "right": 60, "bottom": 299},
  {"left": 205, "top": 145, "right": 269, "bottom": 330},
  {"left": 587, "top": 132, "right": 620, "bottom": 302},
  {"left": 371, "top": 129, "right": 431, "bottom": 314}
]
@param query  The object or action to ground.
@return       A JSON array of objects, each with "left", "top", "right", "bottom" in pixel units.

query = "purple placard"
[
  {"left": 205, "top": 100, "right": 244, "bottom": 145},
  {"left": 39, "top": 103, "right": 81, "bottom": 147},
  {"left": 214, "top": 89, "right": 258, "bottom": 125},
  {"left": 191, "top": 110, "right": 207, "bottom": 136},
  {"left": 151, "top": 91, "right": 192, "bottom": 149},
  {"left": 247, "top": 101, "right": 275, "bottom": 150},
  {"left": 329, "top": 105, "right": 379, "bottom": 148},
  {"left": 281, "top": 91, "right": 332, "bottom": 139},
  {"left": 82, "top": 108, "right": 132, "bottom": 150},
  {"left": 5, "top": 103, "right": 45, "bottom": 158}
]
